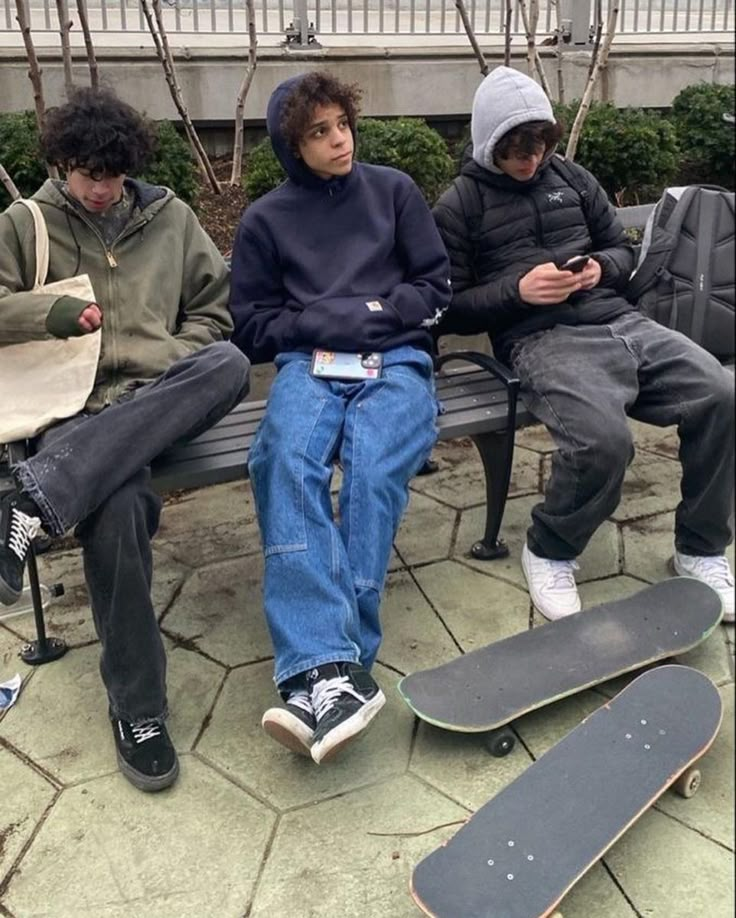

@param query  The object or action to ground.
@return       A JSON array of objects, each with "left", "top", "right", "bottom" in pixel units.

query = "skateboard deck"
[
  {"left": 411, "top": 664, "right": 723, "bottom": 918},
  {"left": 399, "top": 577, "right": 721, "bottom": 734}
]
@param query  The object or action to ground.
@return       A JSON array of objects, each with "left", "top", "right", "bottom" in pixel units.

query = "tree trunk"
[
  {"left": 0, "top": 162, "right": 22, "bottom": 201},
  {"left": 566, "top": 2, "right": 619, "bottom": 161},
  {"left": 55, "top": 0, "right": 75, "bottom": 99},
  {"left": 517, "top": 0, "right": 552, "bottom": 98},
  {"left": 230, "top": 0, "right": 258, "bottom": 186},
  {"left": 552, "top": 0, "right": 565, "bottom": 104},
  {"left": 454, "top": 0, "right": 489, "bottom": 76},
  {"left": 75, "top": 0, "right": 99, "bottom": 89},
  {"left": 141, "top": 0, "right": 221, "bottom": 194},
  {"left": 14, "top": 0, "right": 58, "bottom": 178}
]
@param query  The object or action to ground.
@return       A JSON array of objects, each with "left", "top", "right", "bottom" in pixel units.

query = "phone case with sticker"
[{"left": 310, "top": 350, "right": 383, "bottom": 380}]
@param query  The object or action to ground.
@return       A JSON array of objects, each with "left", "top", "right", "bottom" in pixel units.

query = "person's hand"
[
  {"left": 78, "top": 303, "right": 103, "bottom": 333},
  {"left": 518, "top": 262, "right": 585, "bottom": 305},
  {"left": 577, "top": 258, "right": 602, "bottom": 290}
]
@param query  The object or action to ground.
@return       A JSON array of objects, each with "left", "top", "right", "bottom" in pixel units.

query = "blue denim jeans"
[
  {"left": 248, "top": 346, "right": 438, "bottom": 687},
  {"left": 13, "top": 342, "right": 250, "bottom": 722},
  {"left": 509, "top": 312, "right": 735, "bottom": 560}
]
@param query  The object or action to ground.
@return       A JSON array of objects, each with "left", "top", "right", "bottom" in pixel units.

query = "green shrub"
[
  {"left": 0, "top": 111, "right": 46, "bottom": 206},
  {"left": 669, "top": 82, "right": 735, "bottom": 189},
  {"left": 355, "top": 118, "right": 455, "bottom": 203},
  {"left": 553, "top": 101, "right": 680, "bottom": 204},
  {"left": 243, "top": 117, "right": 455, "bottom": 204},
  {"left": 141, "top": 120, "right": 199, "bottom": 206},
  {"left": 243, "top": 136, "right": 287, "bottom": 202}
]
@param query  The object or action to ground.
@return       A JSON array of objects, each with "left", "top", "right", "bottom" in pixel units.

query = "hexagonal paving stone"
[
  {"left": 655, "top": 683, "right": 734, "bottom": 849},
  {"left": 0, "top": 640, "right": 224, "bottom": 786},
  {"left": 249, "top": 773, "right": 467, "bottom": 918},
  {"left": 377, "top": 569, "right": 460, "bottom": 675},
  {"left": 515, "top": 422, "right": 556, "bottom": 454},
  {"left": 156, "top": 479, "right": 262, "bottom": 567},
  {"left": 0, "top": 623, "right": 23, "bottom": 676},
  {"left": 7, "top": 547, "right": 188, "bottom": 649},
  {"left": 411, "top": 439, "right": 540, "bottom": 510},
  {"left": 604, "top": 807, "right": 734, "bottom": 918},
  {"left": 513, "top": 689, "right": 606, "bottom": 760},
  {"left": 0, "top": 745, "right": 56, "bottom": 883},
  {"left": 162, "top": 554, "right": 272, "bottom": 667},
  {"left": 2, "top": 756, "right": 275, "bottom": 918},
  {"left": 629, "top": 419, "right": 679, "bottom": 460},
  {"left": 197, "top": 661, "right": 414, "bottom": 811},
  {"left": 394, "top": 490, "right": 456, "bottom": 567},
  {"left": 456, "top": 494, "right": 619, "bottom": 585},
  {"left": 413, "top": 559, "right": 530, "bottom": 652}
]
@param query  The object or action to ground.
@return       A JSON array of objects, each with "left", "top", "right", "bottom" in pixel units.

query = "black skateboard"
[
  {"left": 399, "top": 577, "right": 721, "bottom": 756},
  {"left": 411, "top": 664, "right": 723, "bottom": 918}
]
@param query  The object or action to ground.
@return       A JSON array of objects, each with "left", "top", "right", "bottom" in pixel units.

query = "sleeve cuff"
[{"left": 45, "top": 295, "right": 90, "bottom": 338}]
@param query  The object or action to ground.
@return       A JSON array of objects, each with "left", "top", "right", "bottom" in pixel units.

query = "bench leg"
[
  {"left": 469, "top": 429, "right": 515, "bottom": 561},
  {"left": 19, "top": 546, "right": 68, "bottom": 665}
]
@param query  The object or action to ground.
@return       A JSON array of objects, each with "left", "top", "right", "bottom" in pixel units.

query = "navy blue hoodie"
[{"left": 229, "top": 76, "right": 452, "bottom": 364}]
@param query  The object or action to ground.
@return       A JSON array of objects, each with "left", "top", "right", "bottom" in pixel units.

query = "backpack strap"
[
  {"left": 627, "top": 186, "right": 700, "bottom": 301},
  {"left": 549, "top": 154, "right": 590, "bottom": 219},
  {"left": 454, "top": 174, "right": 484, "bottom": 283}
]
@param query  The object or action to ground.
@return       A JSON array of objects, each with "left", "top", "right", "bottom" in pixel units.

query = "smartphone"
[
  {"left": 558, "top": 255, "right": 590, "bottom": 273},
  {"left": 310, "top": 350, "right": 383, "bottom": 380}
]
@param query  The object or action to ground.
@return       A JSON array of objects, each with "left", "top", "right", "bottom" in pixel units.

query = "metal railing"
[{"left": 1, "top": 0, "right": 732, "bottom": 37}]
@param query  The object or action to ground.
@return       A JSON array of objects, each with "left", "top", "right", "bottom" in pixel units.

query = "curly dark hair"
[
  {"left": 495, "top": 119, "right": 564, "bottom": 160},
  {"left": 40, "top": 87, "right": 156, "bottom": 177},
  {"left": 280, "top": 71, "right": 362, "bottom": 153}
]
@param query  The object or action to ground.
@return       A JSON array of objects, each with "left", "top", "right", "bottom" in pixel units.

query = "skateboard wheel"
[
  {"left": 673, "top": 767, "right": 701, "bottom": 798},
  {"left": 485, "top": 728, "right": 515, "bottom": 757}
]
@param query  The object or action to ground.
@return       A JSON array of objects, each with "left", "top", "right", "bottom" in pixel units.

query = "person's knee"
[{"left": 207, "top": 341, "right": 251, "bottom": 399}]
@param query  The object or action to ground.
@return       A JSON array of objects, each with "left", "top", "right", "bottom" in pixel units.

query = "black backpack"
[{"left": 627, "top": 185, "right": 735, "bottom": 361}]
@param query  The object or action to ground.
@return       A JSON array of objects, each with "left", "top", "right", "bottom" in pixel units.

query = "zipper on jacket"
[{"left": 106, "top": 250, "right": 118, "bottom": 268}]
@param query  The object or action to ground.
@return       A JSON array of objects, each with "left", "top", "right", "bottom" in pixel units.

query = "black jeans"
[
  {"left": 14, "top": 342, "right": 250, "bottom": 722},
  {"left": 510, "top": 313, "right": 735, "bottom": 560}
]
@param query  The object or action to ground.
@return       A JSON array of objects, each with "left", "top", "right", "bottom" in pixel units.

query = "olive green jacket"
[{"left": 0, "top": 178, "right": 232, "bottom": 412}]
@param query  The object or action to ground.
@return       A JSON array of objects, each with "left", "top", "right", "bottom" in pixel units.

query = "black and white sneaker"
[
  {"left": 0, "top": 490, "right": 42, "bottom": 606},
  {"left": 261, "top": 688, "right": 316, "bottom": 756},
  {"left": 308, "top": 662, "right": 386, "bottom": 765},
  {"left": 113, "top": 718, "right": 180, "bottom": 792}
]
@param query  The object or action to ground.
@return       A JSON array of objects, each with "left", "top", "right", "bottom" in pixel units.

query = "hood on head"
[
  {"left": 471, "top": 66, "right": 555, "bottom": 171},
  {"left": 266, "top": 73, "right": 356, "bottom": 189}
]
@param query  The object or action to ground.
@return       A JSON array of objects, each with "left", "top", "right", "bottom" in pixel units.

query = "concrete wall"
[{"left": 0, "top": 41, "right": 733, "bottom": 125}]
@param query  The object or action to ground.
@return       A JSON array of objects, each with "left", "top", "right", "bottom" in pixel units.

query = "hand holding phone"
[{"left": 557, "top": 255, "right": 590, "bottom": 273}]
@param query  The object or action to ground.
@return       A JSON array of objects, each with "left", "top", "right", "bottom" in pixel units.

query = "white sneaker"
[
  {"left": 672, "top": 551, "right": 735, "bottom": 623},
  {"left": 521, "top": 543, "right": 582, "bottom": 621}
]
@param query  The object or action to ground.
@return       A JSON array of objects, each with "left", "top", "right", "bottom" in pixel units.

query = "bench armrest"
[{"left": 435, "top": 349, "right": 521, "bottom": 433}]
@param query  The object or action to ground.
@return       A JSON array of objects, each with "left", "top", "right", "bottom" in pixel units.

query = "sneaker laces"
[
  {"left": 131, "top": 720, "right": 162, "bottom": 744},
  {"left": 7, "top": 510, "right": 41, "bottom": 562},
  {"left": 538, "top": 558, "right": 580, "bottom": 593},
  {"left": 311, "top": 675, "right": 362, "bottom": 721},
  {"left": 683, "top": 555, "right": 734, "bottom": 590},
  {"left": 287, "top": 689, "right": 312, "bottom": 714}
]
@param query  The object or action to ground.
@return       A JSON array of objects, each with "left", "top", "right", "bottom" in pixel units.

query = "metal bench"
[{"left": 2, "top": 203, "right": 656, "bottom": 666}]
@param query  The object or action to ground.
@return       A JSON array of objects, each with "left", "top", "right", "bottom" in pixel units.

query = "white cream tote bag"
[{"left": 0, "top": 199, "right": 102, "bottom": 444}]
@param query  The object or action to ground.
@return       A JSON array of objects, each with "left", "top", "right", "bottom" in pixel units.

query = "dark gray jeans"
[
  {"left": 509, "top": 312, "right": 735, "bottom": 561},
  {"left": 13, "top": 342, "right": 250, "bottom": 722}
]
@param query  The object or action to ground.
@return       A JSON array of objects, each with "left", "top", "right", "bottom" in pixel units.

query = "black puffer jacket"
[{"left": 432, "top": 155, "right": 637, "bottom": 363}]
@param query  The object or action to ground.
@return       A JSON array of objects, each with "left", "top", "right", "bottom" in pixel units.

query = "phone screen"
[{"left": 560, "top": 255, "right": 590, "bottom": 273}]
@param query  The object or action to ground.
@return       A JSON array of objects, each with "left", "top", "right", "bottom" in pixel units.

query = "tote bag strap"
[{"left": 14, "top": 198, "right": 50, "bottom": 289}]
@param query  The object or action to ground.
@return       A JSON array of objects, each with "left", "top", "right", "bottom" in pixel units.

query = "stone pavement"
[{"left": 0, "top": 419, "right": 733, "bottom": 918}]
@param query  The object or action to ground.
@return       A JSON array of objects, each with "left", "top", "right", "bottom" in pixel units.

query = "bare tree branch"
[
  {"left": 141, "top": 0, "right": 221, "bottom": 194},
  {"left": 230, "top": 0, "right": 258, "bottom": 186},
  {"left": 0, "top": 162, "right": 22, "bottom": 201},
  {"left": 54, "top": 0, "right": 75, "bottom": 99},
  {"left": 551, "top": 0, "right": 565, "bottom": 104},
  {"left": 75, "top": 0, "right": 99, "bottom": 89},
  {"left": 14, "top": 0, "right": 58, "bottom": 179},
  {"left": 566, "top": 2, "right": 619, "bottom": 161},
  {"left": 454, "top": 0, "right": 489, "bottom": 76},
  {"left": 504, "top": 0, "right": 513, "bottom": 67},
  {"left": 587, "top": 0, "right": 603, "bottom": 82},
  {"left": 517, "top": 0, "right": 552, "bottom": 98}
]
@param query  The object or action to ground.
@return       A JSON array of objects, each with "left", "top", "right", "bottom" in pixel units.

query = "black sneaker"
[
  {"left": 307, "top": 662, "right": 386, "bottom": 765},
  {"left": 0, "top": 490, "right": 42, "bottom": 606},
  {"left": 261, "top": 687, "right": 316, "bottom": 756},
  {"left": 112, "top": 718, "right": 180, "bottom": 792}
]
